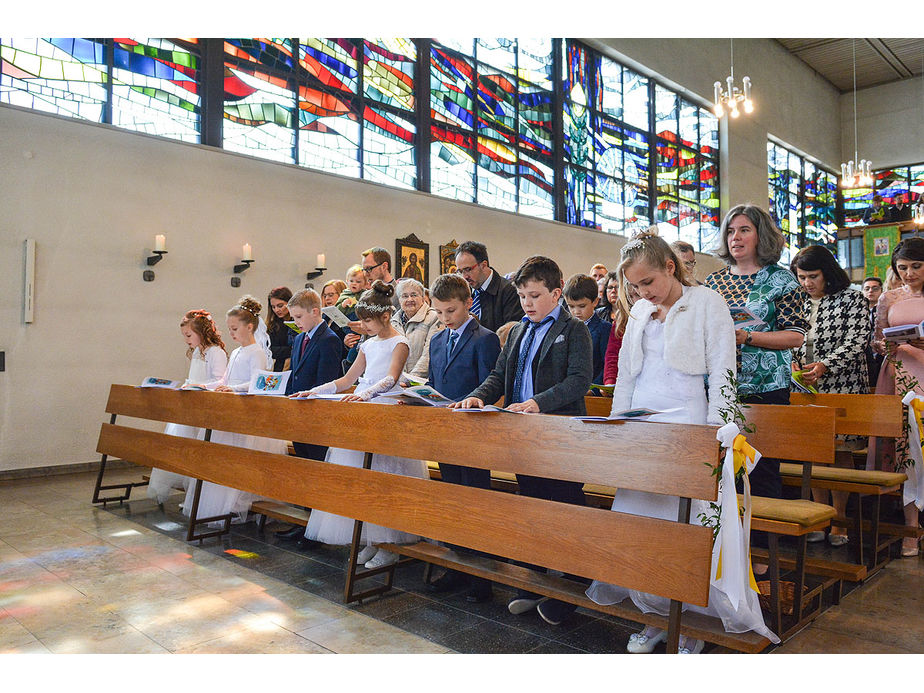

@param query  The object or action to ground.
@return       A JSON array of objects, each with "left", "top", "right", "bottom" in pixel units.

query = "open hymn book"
[{"left": 573, "top": 407, "right": 682, "bottom": 422}]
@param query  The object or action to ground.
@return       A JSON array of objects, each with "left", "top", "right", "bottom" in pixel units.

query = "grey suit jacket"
[{"left": 468, "top": 309, "right": 592, "bottom": 416}]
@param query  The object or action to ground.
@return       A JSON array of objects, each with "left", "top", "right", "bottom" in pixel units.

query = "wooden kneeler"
[{"left": 91, "top": 412, "right": 150, "bottom": 506}]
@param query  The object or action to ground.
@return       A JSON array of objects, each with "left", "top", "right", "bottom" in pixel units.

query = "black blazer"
[
  {"left": 478, "top": 269, "right": 525, "bottom": 333},
  {"left": 285, "top": 322, "right": 344, "bottom": 395},
  {"left": 585, "top": 313, "right": 612, "bottom": 385},
  {"left": 427, "top": 318, "right": 501, "bottom": 401},
  {"left": 468, "top": 310, "right": 592, "bottom": 416}
]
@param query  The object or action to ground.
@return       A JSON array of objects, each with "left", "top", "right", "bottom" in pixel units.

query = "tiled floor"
[{"left": 1, "top": 468, "right": 922, "bottom": 654}]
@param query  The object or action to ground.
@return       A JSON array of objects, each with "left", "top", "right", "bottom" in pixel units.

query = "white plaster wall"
[
  {"left": 840, "top": 76, "right": 924, "bottom": 169},
  {"left": 1, "top": 104, "right": 731, "bottom": 471},
  {"left": 586, "top": 38, "right": 843, "bottom": 210}
]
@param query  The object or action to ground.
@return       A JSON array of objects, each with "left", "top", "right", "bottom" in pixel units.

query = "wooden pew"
[
  {"left": 95, "top": 383, "right": 772, "bottom": 654},
  {"left": 785, "top": 393, "right": 906, "bottom": 572}
]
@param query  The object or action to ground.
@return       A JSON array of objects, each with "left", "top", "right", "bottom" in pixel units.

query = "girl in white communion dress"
[
  {"left": 292, "top": 281, "right": 428, "bottom": 570},
  {"left": 584, "top": 229, "right": 778, "bottom": 653},
  {"left": 147, "top": 309, "right": 227, "bottom": 505},
  {"left": 181, "top": 296, "right": 288, "bottom": 525}
]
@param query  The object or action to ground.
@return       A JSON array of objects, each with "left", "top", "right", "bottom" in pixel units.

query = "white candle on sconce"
[
  {"left": 242, "top": 243, "right": 253, "bottom": 261},
  {"left": 154, "top": 234, "right": 166, "bottom": 252},
  {"left": 317, "top": 253, "right": 326, "bottom": 268}
]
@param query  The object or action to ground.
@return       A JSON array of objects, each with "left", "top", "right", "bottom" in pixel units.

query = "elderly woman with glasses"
[{"left": 391, "top": 278, "right": 443, "bottom": 380}]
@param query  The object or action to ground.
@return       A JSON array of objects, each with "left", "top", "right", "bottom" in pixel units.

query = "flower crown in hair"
[
  {"left": 620, "top": 236, "right": 648, "bottom": 255},
  {"left": 235, "top": 304, "right": 257, "bottom": 315},
  {"left": 356, "top": 301, "right": 392, "bottom": 314}
]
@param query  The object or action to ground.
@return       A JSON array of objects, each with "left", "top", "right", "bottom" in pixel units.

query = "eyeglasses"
[
  {"left": 456, "top": 263, "right": 480, "bottom": 276},
  {"left": 362, "top": 261, "right": 385, "bottom": 274}
]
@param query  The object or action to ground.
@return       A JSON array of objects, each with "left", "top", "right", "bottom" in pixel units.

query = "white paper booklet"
[
  {"left": 573, "top": 407, "right": 682, "bottom": 422},
  {"left": 289, "top": 393, "right": 348, "bottom": 400},
  {"left": 378, "top": 385, "right": 455, "bottom": 406},
  {"left": 321, "top": 305, "right": 352, "bottom": 328},
  {"left": 883, "top": 322, "right": 924, "bottom": 343},
  {"left": 140, "top": 377, "right": 183, "bottom": 389},
  {"left": 451, "top": 405, "right": 525, "bottom": 414},
  {"left": 247, "top": 369, "right": 291, "bottom": 396}
]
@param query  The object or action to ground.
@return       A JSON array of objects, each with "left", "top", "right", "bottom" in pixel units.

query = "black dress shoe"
[
  {"left": 536, "top": 598, "right": 576, "bottom": 626},
  {"left": 274, "top": 525, "right": 306, "bottom": 540},
  {"left": 426, "top": 569, "right": 469, "bottom": 593},
  {"left": 465, "top": 578, "right": 493, "bottom": 603},
  {"left": 295, "top": 537, "right": 322, "bottom": 551}
]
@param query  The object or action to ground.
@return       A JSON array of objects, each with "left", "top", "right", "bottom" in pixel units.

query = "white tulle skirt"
[
  {"left": 181, "top": 428, "right": 288, "bottom": 525},
  {"left": 304, "top": 446, "right": 428, "bottom": 546},
  {"left": 147, "top": 422, "right": 201, "bottom": 504}
]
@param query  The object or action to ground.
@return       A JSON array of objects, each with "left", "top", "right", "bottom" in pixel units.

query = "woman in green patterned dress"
[{"left": 706, "top": 204, "right": 810, "bottom": 507}]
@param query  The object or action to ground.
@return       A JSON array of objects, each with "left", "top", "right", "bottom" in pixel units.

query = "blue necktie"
[
  {"left": 511, "top": 316, "right": 554, "bottom": 403},
  {"left": 446, "top": 330, "right": 459, "bottom": 361},
  {"left": 471, "top": 288, "right": 482, "bottom": 319}
]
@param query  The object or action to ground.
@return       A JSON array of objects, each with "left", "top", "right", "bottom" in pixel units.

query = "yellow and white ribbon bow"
[
  {"left": 900, "top": 392, "right": 924, "bottom": 511},
  {"left": 713, "top": 423, "right": 762, "bottom": 609}
]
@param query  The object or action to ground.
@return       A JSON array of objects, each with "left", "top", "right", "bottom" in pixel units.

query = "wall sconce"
[
  {"left": 143, "top": 235, "right": 167, "bottom": 281},
  {"left": 306, "top": 253, "right": 327, "bottom": 281},
  {"left": 233, "top": 243, "right": 254, "bottom": 273}
]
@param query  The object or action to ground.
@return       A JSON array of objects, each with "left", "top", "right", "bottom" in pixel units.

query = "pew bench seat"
[{"left": 778, "top": 463, "right": 905, "bottom": 495}]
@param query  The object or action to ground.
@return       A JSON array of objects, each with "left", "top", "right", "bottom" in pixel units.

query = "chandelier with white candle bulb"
[
  {"left": 840, "top": 39, "right": 873, "bottom": 189},
  {"left": 712, "top": 39, "right": 753, "bottom": 119}
]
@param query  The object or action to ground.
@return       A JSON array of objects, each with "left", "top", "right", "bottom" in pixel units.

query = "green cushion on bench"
[
  {"left": 747, "top": 496, "right": 836, "bottom": 527},
  {"left": 779, "top": 463, "right": 906, "bottom": 487}
]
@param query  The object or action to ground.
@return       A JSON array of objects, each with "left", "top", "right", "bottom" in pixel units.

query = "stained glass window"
[
  {"left": 431, "top": 125, "right": 475, "bottom": 202},
  {"left": 363, "top": 39, "right": 415, "bottom": 112},
  {"left": 111, "top": 38, "right": 199, "bottom": 142},
  {"left": 1, "top": 38, "right": 108, "bottom": 121},
  {"left": 223, "top": 62, "right": 296, "bottom": 163},
  {"left": 225, "top": 39, "right": 295, "bottom": 72},
  {"left": 299, "top": 38, "right": 358, "bottom": 95},
  {"left": 363, "top": 105, "right": 416, "bottom": 190},
  {"left": 870, "top": 163, "right": 924, "bottom": 210}
]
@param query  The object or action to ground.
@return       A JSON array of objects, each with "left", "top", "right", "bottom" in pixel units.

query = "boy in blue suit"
[
  {"left": 425, "top": 273, "right": 501, "bottom": 601},
  {"left": 278, "top": 289, "right": 343, "bottom": 542},
  {"left": 564, "top": 273, "right": 611, "bottom": 388}
]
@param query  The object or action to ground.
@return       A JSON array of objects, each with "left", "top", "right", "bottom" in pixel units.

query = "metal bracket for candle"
[
  {"left": 233, "top": 259, "right": 254, "bottom": 273},
  {"left": 306, "top": 266, "right": 327, "bottom": 281},
  {"left": 147, "top": 250, "right": 167, "bottom": 266}
]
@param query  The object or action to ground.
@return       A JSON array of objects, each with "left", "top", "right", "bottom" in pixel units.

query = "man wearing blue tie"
[{"left": 454, "top": 240, "right": 524, "bottom": 332}]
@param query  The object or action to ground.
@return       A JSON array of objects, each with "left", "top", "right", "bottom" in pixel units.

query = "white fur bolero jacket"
[{"left": 611, "top": 284, "right": 737, "bottom": 425}]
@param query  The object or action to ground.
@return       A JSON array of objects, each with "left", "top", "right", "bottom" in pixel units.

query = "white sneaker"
[
  {"left": 806, "top": 531, "right": 825, "bottom": 543},
  {"left": 365, "top": 549, "right": 399, "bottom": 569},
  {"left": 827, "top": 533, "right": 849, "bottom": 547},
  {"left": 678, "top": 636, "right": 705, "bottom": 654},
  {"left": 356, "top": 545, "right": 378, "bottom": 564},
  {"left": 626, "top": 627, "right": 666, "bottom": 653}
]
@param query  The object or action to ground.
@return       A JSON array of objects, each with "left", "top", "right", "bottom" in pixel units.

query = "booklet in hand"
[
  {"left": 321, "top": 305, "right": 352, "bottom": 329},
  {"left": 790, "top": 370, "right": 819, "bottom": 394},
  {"left": 378, "top": 385, "right": 455, "bottom": 406},
  {"left": 729, "top": 306, "right": 765, "bottom": 331},
  {"left": 574, "top": 407, "right": 682, "bottom": 422},
  {"left": 883, "top": 322, "right": 924, "bottom": 343},
  {"left": 284, "top": 320, "right": 303, "bottom": 334},
  {"left": 248, "top": 369, "right": 291, "bottom": 396},
  {"left": 451, "top": 405, "right": 524, "bottom": 414}
]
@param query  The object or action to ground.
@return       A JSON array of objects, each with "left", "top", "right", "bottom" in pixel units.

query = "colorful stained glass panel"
[
  {"left": 363, "top": 105, "right": 416, "bottom": 190},
  {"left": 598, "top": 57, "right": 621, "bottom": 119},
  {"left": 517, "top": 81, "right": 552, "bottom": 156},
  {"left": 225, "top": 39, "right": 295, "bottom": 73},
  {"left": 299, "top": 38, "right": 358, "bottom": 94},
  {"left": 431, "top": 46, "right": 474, "bottom": 129},
  {"left": 595, "top": 173, "right": 626, "bottom": 235},
  {"left": 516, "top": 38, "right": 553, "bottom": 90},
  {"left": 1, "top": 38, "right": 107, "bottom": 121},
  {"left": 477, "top": 69, "right": 516, "bottom": 145},
  {"left": 297, "top": 87, "right": 359, "bottom": 178},
  {"left": 223, "top": 62, "right": 295, "bottom": 164},
  {"left": 110, "top": 38, "right": 199, "bottom": 142},
  {"left": 518, "top": 150, "right": 554, "bottom": 219},
  {"left": 655, "top": 85, "right": 677, "bottom": 143},
  {"left": 476, "top": 38, "right": 516, "bottom": 75},
  {"left": 431, "top": 125, "right": 475, "bottom": 202},
  {"left": 476, "top": 136, "right": 517, "bottom": 213},
  {"left": 363, "top": 39, "right": 415, "bottom": 112},
  {"left": 566, "top": 165, "right": 595, "bottom": 227}
]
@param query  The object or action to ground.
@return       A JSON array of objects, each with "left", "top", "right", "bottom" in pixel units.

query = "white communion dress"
[
  {"left": 182, "top": 343, "right": 288, "bottom": 524},
  {"left": 304, "top": 334, "right": 428, "bottom": 546},
  {"left": 585, "top": 319, "right": 778, "bottom": 643},
  {"left": 147, "top": 345, "right": 227, "bottom": 504}
]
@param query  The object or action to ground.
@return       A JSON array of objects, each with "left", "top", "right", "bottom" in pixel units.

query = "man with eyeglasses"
[
  {"left": 454, "top": 240, "right": 524, "bottom": 332},
  {"left": 361, "top": 247, "right": 400, "bottom": 310},
  {"left": 669, "top": 240, "right": 702, "bottom": 285}
]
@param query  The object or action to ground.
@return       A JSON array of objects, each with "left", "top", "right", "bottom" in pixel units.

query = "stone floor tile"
[
  {"left": 177, "top": 624, "right": 333, "bottom": 654},
  {"left": 296, "top": 612, "right": 448, "bottom": 654}
]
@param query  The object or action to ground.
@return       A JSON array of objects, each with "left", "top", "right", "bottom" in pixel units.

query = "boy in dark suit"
[
  {"left": 424, "top": 273, "right": 502, "bottom": 601},
  {"left": 564, "top": 273, "right": 611, "bottom": 388},
  {"left": 452, "top": 256, "right": 593, "bottom": 625},
  {"left": 278, "top": 289, "right": 343, "bottom": 542}
]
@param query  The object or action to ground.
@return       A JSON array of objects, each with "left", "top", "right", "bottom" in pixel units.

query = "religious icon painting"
[
  {"left": 396, "top": 233, "right": 429, "bottom": 286},
  {"left": 439, "top": 239, "right": 459, "bottom": 275}
]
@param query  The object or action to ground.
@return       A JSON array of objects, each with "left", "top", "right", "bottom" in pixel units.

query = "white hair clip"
[{"left": 620, "top": 237, "right": 647, "bottom": 255}]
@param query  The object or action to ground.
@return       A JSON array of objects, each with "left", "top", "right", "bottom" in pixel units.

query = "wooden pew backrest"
[{"left": 788, "top": 393, "right": 903, "bottom": 438}]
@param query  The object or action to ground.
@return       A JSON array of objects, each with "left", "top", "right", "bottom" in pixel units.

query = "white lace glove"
[
  {"left": 355, "top": 376, "right": 395, "bottom": 401},
  {"left": 311, "top": 381, "right": 338, "bottom": 395}
]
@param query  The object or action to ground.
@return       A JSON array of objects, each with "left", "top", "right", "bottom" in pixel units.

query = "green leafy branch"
[
  {"left": 698, "top": 369, "right": 753, "bottom": 536},
  {"left": 886, "top": 345, "right": 920, "bottom": 472}
]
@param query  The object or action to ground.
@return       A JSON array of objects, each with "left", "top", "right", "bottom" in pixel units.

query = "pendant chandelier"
[
  {"left": 840, "top": 39, "right": 873, "bottom": 189},
  {"left": 712, "top": 38, "right": 753, "bottom": 119},
  {"left": 916, "top": 51, "right": 924, "bottom": 226}
]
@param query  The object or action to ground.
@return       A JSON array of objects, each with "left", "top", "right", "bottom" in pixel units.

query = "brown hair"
[
  {"left": 715, "top": 204, "right": 785, "bottom": 266},
  {"left": 227, "top": 295, "right": 261, "bottom": 331},
  {"left": 266, "top": 286, "right": 293, "bottom": 332},
  {"left": 512, "top": 255, "right": 562, "bottom": 293},
  {"left": 362, "top": 247, "right": 392, "bottom": 273},
  {"left": 617, "top": 227, "right": 690, "bottom": 316},
  {"left": 355, "top": 280, "right": 395, "bottom": 321},
  {"left": 288, "top": 288, "right": 321, "bottom": 312},
  {"left": 563, "top": 273, "right": 599, "bottom": 303},
  {"left": 322, "top": 279, "right": 347, "bottom": 300},
  {"left": 180, "top": 309, "right": 226, "bottom": 359},
  {"left": 430, "top": 273, "right": 471, "bottom": 302},
  {"left": 496, "top": 321, "right": 519, "bottom": 348}
]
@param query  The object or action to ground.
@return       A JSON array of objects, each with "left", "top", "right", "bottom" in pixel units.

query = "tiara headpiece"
[
  {"left": 620, "top": 236, "right": 648, "bottom": 255},
  {"left": 235, "top": 304, "right": 257, "bottom": 315},
  {"left": 356, "top": 301, "right": 392, "bottom": 314}
]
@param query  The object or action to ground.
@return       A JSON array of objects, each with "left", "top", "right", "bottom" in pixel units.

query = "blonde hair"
[
  {"left": 323, "top": 279, "right": 347, "bottom": 296},
  {"left": 227, "top": 295, "right": 261, "bottom": 330},
  {"left": 496, "top": 321, "right": 519, "bottom": 348},
  {"left": 288, "top": 288, "right": 321, "bottom": 312},
  {"left": 346, "top": 264, "right": 365, "bottom": 281},
  {"left": 617, "top": 227, "right": 690, "bottom": 316}
]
